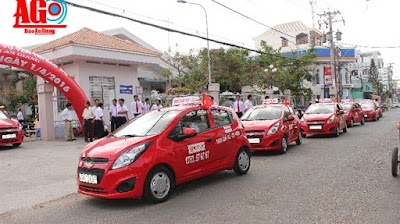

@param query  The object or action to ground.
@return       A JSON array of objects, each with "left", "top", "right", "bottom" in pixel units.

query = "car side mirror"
[
  {"left": 338, "top": 110, "right": 344, "bottom": 114},
  {"left": 170, "top": 127, "right": 197, "bottom": 141},
  {"left": 287, "top": 114, "right": 295, "bottom": 121}
]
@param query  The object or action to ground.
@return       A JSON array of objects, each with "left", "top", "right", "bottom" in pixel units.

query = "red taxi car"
[
  {"left": 360, "top": 100, "right": 380, "bottom": 121},
  {"left": 241, "top": 99, "right": 302, "bottom": 154},
  {"left": 300, "top": 99, "right": 347, "bottom": 137},
  {"left": 77, "top": 96, "right": 251, "bottom": 203},
  {"left": 0, "top": 111, "right": 24, "bottom": 147},
  {"left": 341, "top": 100, "right": 365, "bottom": 127}
]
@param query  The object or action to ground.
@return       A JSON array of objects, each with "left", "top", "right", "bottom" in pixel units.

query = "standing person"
[
  {"left": 244, "top": 95, "right": 254, "bottom": 112},
  {"left": 82, "top": 101, "right": 95, "bottom": 142},
  {"left": 109, "top": 99, "right": 118, "bottom": 132},
  {"left": 116, "top": 98, "right": 128, "bottom": 129},
  {"left": 131, "top": 95, "right": 143, "bottom": 118},
  {"left": 61, "top": 103, "right": 75, "bottom": 141},
  {"left": 211, "top": 96, "right": 217, "bottom": 106},
  {"left": 94, "top": 102, "right": 104, "bottom": 139},
  {"left": 143, "top": 98, "right": 150, "bottom": 113},
  {"left": 233, "top": 95, "right": 245, "bottom": 118},
  {"left": 151, "top": 99, "right": 163, "bottom": 111},
  {"left": 0, "top": 105, "right": 8, "bottom": 116},
  {"left": 17, "top": 108, "right": 24, "bottom": 123}
]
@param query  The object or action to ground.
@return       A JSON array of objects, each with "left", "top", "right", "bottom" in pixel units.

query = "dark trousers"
[
  {"left": 110, "top": 116, "right": 117, "bottom": 132},
  {"left": 84, "top": 119, "right": 93, "bottom": 141},
  {"left": 116, "top": 117, "right": 127, "bottom": 129},
  {"left": 236, "top": 112, "right": 243, "bottom": 118},
  {"left": 94, "top": 120, "right": 103, "bottom": 139}
]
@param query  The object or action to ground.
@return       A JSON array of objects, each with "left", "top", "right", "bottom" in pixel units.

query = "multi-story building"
[{"left": 253, "top": 21, "right": 356, "bottom": 104}]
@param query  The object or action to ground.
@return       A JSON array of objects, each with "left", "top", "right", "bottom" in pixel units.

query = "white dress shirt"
[
  {"left": 151, "top": 104, "right": 163, "bottom": 111},
  {"left": 233, "top": 101, "right": 245, "bottom": 112},
  {"left": 17, "top": 111, "right": 23, "bottom": 120},
  {"left": 116, "top": 104, "right": 128, "bottom": 117},
  {"left": 95, "top": 107, "right": 104, "bottom": 120},
  {"left": 109, "top": 105, "right": 117, "bottom": 117},
  {"left": 131, "top": 100, "right": 144, "bottom": 117},
  {"left": 244, "top": 100, "right": 253, "bottom": 110},
  {"left": 143, "top": 103, "right": 150, "bottom": 113},
  {"left": 61, "top": 108, "right": 73, "bottom": 121}
]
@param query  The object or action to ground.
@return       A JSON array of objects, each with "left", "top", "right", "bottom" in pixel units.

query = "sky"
[{"left": 1, "top": 0, "right": 399, "bottom": 77}]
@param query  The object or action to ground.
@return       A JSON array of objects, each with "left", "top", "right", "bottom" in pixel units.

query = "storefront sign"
[{"left": 120, "top": 85, "right": 133, "bottom": 94}]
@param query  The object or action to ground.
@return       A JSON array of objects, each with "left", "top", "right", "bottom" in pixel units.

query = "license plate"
[
  {"left": 79, "top": 173, "right": 98, "bottom": 184},
  {"left": 2, "top": 133, "right": 16, "bottom": 139},
  {"left": 248, "top": 138, "right": 260, "bottom": 144},
  {"left": 309, "top": 125, "right": 322, "bottom": 130}
]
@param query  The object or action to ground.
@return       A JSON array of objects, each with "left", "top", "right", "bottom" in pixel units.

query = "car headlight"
[
  {"left": 111, "top": 142, "right": 152, "bottom": 170},
  {"left": 19, "top": 123, "right": 23, "bottom": 130},
  {"left": 327, "top": 115, "right": 335, "bottom": 124},
  {"left": 267, "top": 122, "right": 281, "bottom": 136}
]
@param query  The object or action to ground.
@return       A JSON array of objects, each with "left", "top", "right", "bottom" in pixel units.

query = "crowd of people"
[{"left": 61, "top": 95, "right": 163, "bottom": 142}]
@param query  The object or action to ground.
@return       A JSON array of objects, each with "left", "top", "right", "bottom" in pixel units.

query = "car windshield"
[
  {"left": 113, "top": 110, "right": 181, "bottom": 137},
  {"left": 241, "top": 106, "right": 282, "bottom": 121},
  {"left": 305, "top": 104, "right": 335, "bottom": 114},
  {"left": 361, "top": 103, "right": 374, "bottom": 109},
  {"left": 342, "top": 104, "right": 351, "bottom": 111},
  {"left": 0, "top": 111, "right": 7, "bottom": 119}
]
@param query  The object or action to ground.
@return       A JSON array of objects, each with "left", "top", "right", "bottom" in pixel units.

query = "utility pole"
[
  {"left": 319, "top": 10, "right": 345, "bottom": 101},
  {"left": 309, "top": 0, "right": 316, "bottom": 29}
]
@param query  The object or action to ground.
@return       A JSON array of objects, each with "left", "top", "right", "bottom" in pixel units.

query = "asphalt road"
[{"left": 1, "top": 110, "right": 400, "bottom": 224}]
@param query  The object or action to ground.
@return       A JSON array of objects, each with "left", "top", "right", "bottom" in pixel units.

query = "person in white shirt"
[
  {"left": 211, "top": 96, "right": 218, "bottom": 106},
  {"left": 244, "top": 94, "right": 254, "bottom": 112},
  {"left": 17, "top": 108, "right": 24, "bottom": 123},
  {"left": 116, "top": 98, "right": 128, "bottom": 129},
  {"left": 60, "top": 103, "right": 75, "bottom": 141},
  {"left": 151, "top": 99, "right": 163, "bottom": 111},
  {"left": 143, "top": 98, "right": 150, "bottom": 113},
  {"left": 109, "top": 99, "right": 118, "bottom": 132},
  {"left": 94, "top": 102, "right": 104, "bottom": 139},
  {"left": 131, "top": 95, "right": 144, "bottom": 118},
  {"left": 233, "top": 95, "right": 245, "bottom": 118},
  {"left": 92, "top": 99, "right": 99, "bottom": 114}
]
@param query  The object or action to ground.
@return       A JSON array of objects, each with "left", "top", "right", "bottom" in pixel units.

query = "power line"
[
  {"left": 65, "top": 1, "right": 304, "bottom": 62},
  {"left": 338, "top": 42, "right": 400, "bottom": 49},
  {"left": 209, "top": 0, "right": 296, "bottom": 38},
  {"left": 81, "top": 0, "right": 252, "bottom": 48}
]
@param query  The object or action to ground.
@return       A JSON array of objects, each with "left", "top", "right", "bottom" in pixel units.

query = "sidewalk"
[{"left": 0, "top": 139, "right": 87, "bottom": 214}]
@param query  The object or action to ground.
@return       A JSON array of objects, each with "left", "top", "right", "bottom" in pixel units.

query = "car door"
[
  {"left": 169, "top": 109, "right": 215, "bottom": 180},
  {"left": 353, "top": 103, "right": 361, "bottom": 123},
  {"left": 283, "top": 106, "right": 296, "bottom": 142},
  {"left": 210, "top": 108, "right": 236, "bottom": 168}
]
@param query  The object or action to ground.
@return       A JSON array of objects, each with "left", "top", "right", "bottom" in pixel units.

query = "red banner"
[
  {"left": 324, "top": 66, "right": 332, "bottom": 86},
  {"left": 0, "top": 44, "right": 87, "bottom": 130}
]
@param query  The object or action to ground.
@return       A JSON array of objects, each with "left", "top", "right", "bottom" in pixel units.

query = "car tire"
[
  {"left": 361, "top": 117, "right": 365, "bottom": 125},
  {"left": 12, "top": 143, "right": 21, "bottom": 147},
  {"left": 296, "top": 132, "right": 302, "bottom": 145},
  {"left": 350, "top": 119, "right": 354, "bottom": 127},
  {"left": 143, "top": 166, "right": 175, "bottom": 203},
  {"left": 392, "top": 147, "right": 399, "bottom": 177},
  {"left": 233, "top": 147, "right": 251, "bottom": 175},
  {"left": 335, "top": 125, "right": 340, "bottom": 137},
  {"left": 280, "top": 137, "right": 288, "bottom": 154},
  {"left": 343, "top": 124, "right": 347, "bottom": 133}
]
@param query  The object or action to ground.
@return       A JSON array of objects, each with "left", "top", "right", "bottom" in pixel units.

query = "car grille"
[
  {"left": 307, "top": 120, "right": 325, "bottom": 123},
  {"left": 78, "top": 167, "right": 105, "bottom": 183},
  {"left": 0, "top": 127, "right": 18, "bottom": 131},
  {"left": 81, "top": 157, "right": 109, "bottom": 164},
  {"left": 79, "top": 185, "right": 107, "bottom": 194}
]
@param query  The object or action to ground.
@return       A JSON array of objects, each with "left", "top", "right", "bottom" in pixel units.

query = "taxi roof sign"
[
  {"left": 263, "top": 98, "right": 279, "bottom": 104},
  {"left": 172, "top": 96, "right": 201, "bottom": 106},
  {"left": 320, "top": 98, "right": 333, "bottom": 103}
]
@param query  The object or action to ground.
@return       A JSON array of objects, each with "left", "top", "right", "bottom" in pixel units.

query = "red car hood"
[
  {"left": 362, "top": 109, "right": 373, "bottom": 112},
  {"left": 0, "top": 118, "right": 19, "bottom": 128},
  {"left": 82, "top": 136, "right": 150, "bottom": 160},
  {"left": 242, "top": 119, "right": 279, "bottom": 131},
  {"left": 303, "top": 114, "right": 333, "bottom": 121}
]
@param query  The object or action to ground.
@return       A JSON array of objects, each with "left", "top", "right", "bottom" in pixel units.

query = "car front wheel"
[
  {"left": 233, "top": 147, "right": 251, "bottom": 175},
  {"left": 144, "top": 166, "right": 175, "bottom": 203}
]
